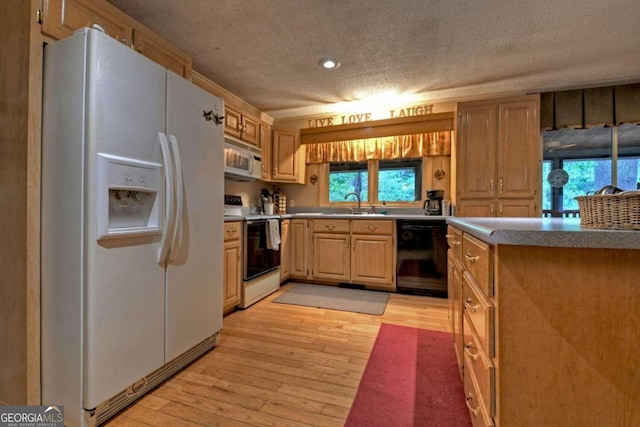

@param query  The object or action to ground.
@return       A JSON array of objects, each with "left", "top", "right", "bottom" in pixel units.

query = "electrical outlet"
[{"left": 290, "top": 199, "right": 295, "bottom": 207}]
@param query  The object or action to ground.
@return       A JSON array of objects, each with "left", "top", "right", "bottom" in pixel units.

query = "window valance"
[{"left": 305, "top": 131, "right": 452, "bottom": 164}]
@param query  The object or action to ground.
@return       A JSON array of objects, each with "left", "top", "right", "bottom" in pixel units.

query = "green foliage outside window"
[
  {"left": 329, "top": 170, "right": 368, "bottom": 203},
  {"left": 378, "top": 168, "right": 418, "bottom": 202}
]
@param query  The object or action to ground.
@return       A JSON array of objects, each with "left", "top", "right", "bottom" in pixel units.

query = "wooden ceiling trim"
[{"left": 299, "top": 112, "right": 454, "bottom": 144}]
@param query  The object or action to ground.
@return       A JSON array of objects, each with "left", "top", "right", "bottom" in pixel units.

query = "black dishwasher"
[{"left": 396, "top": 220, "right": 448, "bottom": 297}]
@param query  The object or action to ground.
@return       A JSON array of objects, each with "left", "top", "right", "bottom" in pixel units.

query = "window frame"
[{"left": 320, "top": 158, "right": 429, "bottom": 207}]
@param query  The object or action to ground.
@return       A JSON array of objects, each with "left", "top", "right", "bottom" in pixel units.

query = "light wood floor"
[{"left": 106, "top": 283, "right": 450, "bottom": 427}]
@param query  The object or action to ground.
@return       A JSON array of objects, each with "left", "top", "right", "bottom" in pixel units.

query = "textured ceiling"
[{"left": 107, "top": 0, "right": 640, "bottom": 119}]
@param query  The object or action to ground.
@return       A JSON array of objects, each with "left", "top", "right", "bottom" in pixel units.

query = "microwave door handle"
[
  {"left": 157, "top": 132, "right": 177, "bottom": 266},
  {"left": 168, "top": 135, "right": 184, "bottom": 263}
]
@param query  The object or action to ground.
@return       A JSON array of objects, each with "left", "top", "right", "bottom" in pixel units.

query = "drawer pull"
[
  {"left": 367, "top": 225, "right": 378, "bottom": 231},
  {"left": 465, "top": 392, "right": 480, "bottom": 416},
  {"left": 325, "top": 224, "right": 336, "bottom": 231},
  {"left": 464, "top": 297, "right": 480, "bottom": 313},
  {"left": 464, "top": 342, "right": 479, "bottom": 361},
  {"left": 446, "top": 235, "right": 461, "bottom": 245},
  {"left": 226, "top": 229, "right": 237, "bottom": 235},
  {"left": 464, "top": 253, "right": 480, "bottom": 263}
]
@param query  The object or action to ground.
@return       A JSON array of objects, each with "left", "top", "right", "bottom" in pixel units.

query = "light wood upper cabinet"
[
  {"left": 497, "top": 100, "right": 539, "bottom": 198},
  {"left": 260, "top": 122, "right": 273, "bottom": 181},
  {"left": 272, "top": 129, "right": 300, "bottom": 182},
  {"left": 131, "top": 26, "right": 192, "bottom": 79},
  {"left": 42, "top": 0, "right": 133, "bottom": 44},
  {"left": 456, "top": 94, "right": 540, "bottom": 217},
  {"left": 280, "top": 219, "right": 290, "bottom": 281},
  {"left": 41, "top": 0, "right": 193, "bottom": 79},
  {"left": 225, "top": 106, "right": 259, "bottom": 145},
  {"left": 458, "top": 103, "right": 498, "bottom": 199}
]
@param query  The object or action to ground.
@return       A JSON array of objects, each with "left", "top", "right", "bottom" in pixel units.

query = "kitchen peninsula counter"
[
  {"left": 447, "top": 217, "right": 639, "bottom": 426},
  {"left": 447, "top": 217, "right": 640, "bottom": 250}
]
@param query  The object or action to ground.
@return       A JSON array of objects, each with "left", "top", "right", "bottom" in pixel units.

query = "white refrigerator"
[{"left": 41, "top": 27, "right": 224, "bottom": 427}]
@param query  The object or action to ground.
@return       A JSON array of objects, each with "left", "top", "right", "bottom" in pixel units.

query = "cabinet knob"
[
  {"left": 464, "top": 342, "right": 479, "bottom": 361},
  {"left": 465, "top": 393, "right": 480, "bottom": 416},
  {"left": 464, "top": 253, "right": 479, "bottom": 263},
  {"left": 464, "top": 297, "right": 480, "bottom": 313}
]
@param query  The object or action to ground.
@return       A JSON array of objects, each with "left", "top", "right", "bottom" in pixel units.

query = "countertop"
[
  {"left": 224, "top": 213, "right": 448, "bottom": 221},
  {"left": 446, "top": 217, "right": 640, "bottom": 250}
]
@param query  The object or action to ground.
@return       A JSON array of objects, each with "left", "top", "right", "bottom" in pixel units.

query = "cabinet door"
[
  {"left": 224, "top": 106, "right": 243, "bottom": 139},
  {"left": 498, "top": 199, "right": 537, "bottom": 217},
  {"left": 241, "top": 114, "right": 260, "bottom": 145},
  {"left": 260, "top": 123, "right": 272, "bottom": 180},
  {"left": 280, "top": 219, "right": 290, "bottom": 281},
  {"left": 457, "top": 199, "right": 495, "bottom": 217},
  {"left": 351, "top": 235, "right": 394, "bottom": 288},
  {"left": 497, "top": 97, "right": 540, "bottom": 199},
  {"left": 312, "top": 233, "right": 350, "bottom": 281},
  {"left": 132, "top": 27, "right": 192, "bottom": 79},
  {"left": 290, "top": 219, "right": 308, "bottom": 278},
  {"left": 223, "top": 240, "right": 241, "bottom": 313},
  {"left": 272, "top": 129, "right": 299, "bottom": 182},
  {"left": 457, "top": 103, "right": 497, "bottom": 199},
  {"left": 42, "top": 0, "right": 133, "bottom": 44},
  {"left": 448, "top": 251, "right": 464, "bottom": 376}
]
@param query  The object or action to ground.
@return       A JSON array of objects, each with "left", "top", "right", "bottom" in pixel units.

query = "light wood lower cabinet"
[
  {"left": 312, "top": 232, "right": 351, "bottom": 281},
  {"left": 448, "top": 249, "right": 464, "bottom": 378},
  {"left": 290, "top": 219, "right": 309, "bottom": 278},
  {"left": 351, "top": 234, "right": 394, "bottom": 287},
  {"left": 310, "top": 219, "right": 395, "bottom": 289},
  {"left": 448, "top": 225, "right": 640, "bottom": 426},
  {"left": 280, "top": 219, "right": 290, "bottom": 281},
  {"left": 223, "top": 222, "right": 242, "bottom": 314}
]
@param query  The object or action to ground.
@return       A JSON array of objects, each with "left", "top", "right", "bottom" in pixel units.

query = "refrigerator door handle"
[
  {"left": 168, "top": 135, "right": 184, "bottom": 263},
  {"left": 158, "top": 132, "right": 177, "bottom": 266}
]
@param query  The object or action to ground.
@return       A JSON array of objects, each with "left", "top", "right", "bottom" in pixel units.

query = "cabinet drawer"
[
  {"left": 351, "top": 220, "right": 393, "bottom": 235},
  {"left": 446, "top": 225, "right": 463, "bottom": 260},
  {"left": 464, "top": 351, "right": 495, "bottom": 427},
  {"left": 462, "top": 272, "right": 494, "bottom": 357},
  {"left": 463, "top": 312, "right": 495, "bottom": 416},
  {"left": 224, "top": 222, "right": 242, "bottom": 241},
  {"left": 312, "top": 219, "right": 350, "bottom": 233},
  {"left": 462, "top": 233, "right": 493, "bottom": 296}
]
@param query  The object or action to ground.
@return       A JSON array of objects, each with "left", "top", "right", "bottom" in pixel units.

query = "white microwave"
[{"left": 223, "top": 135, "right": 262, "bottom": 180}]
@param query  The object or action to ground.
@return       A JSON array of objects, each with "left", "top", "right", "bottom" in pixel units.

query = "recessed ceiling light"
[{"left": 319, "top": 58, "right": 340, "bottom": 70}]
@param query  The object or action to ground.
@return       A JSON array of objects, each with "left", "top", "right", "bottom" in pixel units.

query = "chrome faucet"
[{"left": 344, "top": 192, "right": 362, "bottom": 213}]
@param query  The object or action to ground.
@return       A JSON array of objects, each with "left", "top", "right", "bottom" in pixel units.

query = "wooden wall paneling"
[
  {"left": 1, "top": 0, "right": 43, "bottom": 405},
  {"left": 300, "top": 112, "right": 454, "bottom": 144}
]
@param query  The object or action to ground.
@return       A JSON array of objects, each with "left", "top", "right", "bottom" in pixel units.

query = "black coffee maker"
[{"left": 423, "top": 190, "right": 444, "bottom": 215}]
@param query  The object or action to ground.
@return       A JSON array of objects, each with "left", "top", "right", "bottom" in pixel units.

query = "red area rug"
[{"left": 345, "top": 323, "right": 472, "bottom": 427}]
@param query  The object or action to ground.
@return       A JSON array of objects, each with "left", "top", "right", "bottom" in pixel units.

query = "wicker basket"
[{"left": 575, "top": 192, "right": 640, "bottom": 230}]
